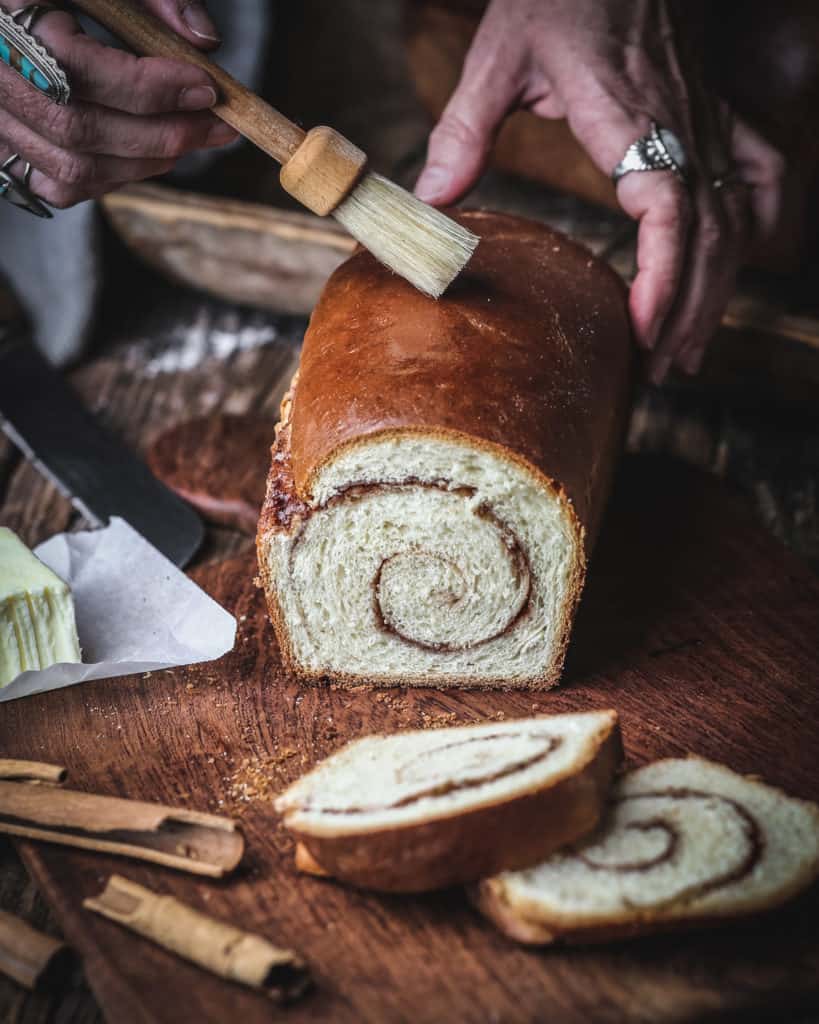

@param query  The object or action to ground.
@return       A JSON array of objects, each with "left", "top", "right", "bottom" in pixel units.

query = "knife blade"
[{"left": 0, "top": 324, "right": 204, "bottom": 568}]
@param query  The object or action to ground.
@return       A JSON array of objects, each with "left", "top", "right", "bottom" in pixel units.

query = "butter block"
[{"left": 0, "top": 527, "right": 81, "bottom": 687}]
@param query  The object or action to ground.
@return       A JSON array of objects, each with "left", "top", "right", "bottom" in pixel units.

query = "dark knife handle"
[{"left": 0, "top": 328, "right": 204, "bottom": 567}]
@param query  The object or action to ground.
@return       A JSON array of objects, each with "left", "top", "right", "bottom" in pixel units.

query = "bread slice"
[
  {"left": 476, "top": 757, "right": 819, "bottom": 944},
  {"left": 276, "top": 710, "right": 621, "bottom": 892}
]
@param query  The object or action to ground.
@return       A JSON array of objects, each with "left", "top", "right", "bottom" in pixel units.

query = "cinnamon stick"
[
  {"left": 0, "top": 759, "right": 67, "bottom": 785},
  {"left": 0, "top": 910, "right": 69, "bottom": 990},
  {"left": 84, "top": 876, "right": 310, "bottom": 1002},
  {"left": 0, "top": 781, "right": 243, "bottom": 877}
]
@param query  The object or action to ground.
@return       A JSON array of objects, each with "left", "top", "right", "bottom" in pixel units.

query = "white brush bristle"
[{"left": 333, "top": 172, "right": 479, "bottom": 298}]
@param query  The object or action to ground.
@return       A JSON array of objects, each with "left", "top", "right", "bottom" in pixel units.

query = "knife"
[{"left": 0, "top": 313, "right": 204, "bottom": 568}]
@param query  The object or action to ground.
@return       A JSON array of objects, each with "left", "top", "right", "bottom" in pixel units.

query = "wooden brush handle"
[{"left": 70, "top": 0, "right": 305, "bottom": 164}]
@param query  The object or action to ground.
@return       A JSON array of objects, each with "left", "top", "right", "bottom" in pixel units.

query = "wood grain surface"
[
  {"left": 2, "top": 456, "right": 818, "bottom": 1024},
  {"left": 2, "top": 1, "right": 819, "bottom": 1019},
  {"left": 146, "top": 414, "right": 276, "bottom": 533}
]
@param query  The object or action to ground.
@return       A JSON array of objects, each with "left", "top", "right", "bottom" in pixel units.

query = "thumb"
[
  {"left": 415, "top": 46, "right": 520, "bottom": 205},
  {"left": 141, "top": 0, "right": 221, "bottom": 49}
]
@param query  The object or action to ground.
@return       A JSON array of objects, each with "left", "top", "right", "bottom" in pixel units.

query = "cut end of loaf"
[
  {"left": 258, "top": 426, "right": 585, "bottom": 689},
  {"left": 333, "top": 173, "right": 478, "bottom": 298}
]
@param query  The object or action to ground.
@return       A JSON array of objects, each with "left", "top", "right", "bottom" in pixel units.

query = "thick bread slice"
[
  {"left": 476, "top": 757, "right": 819, "bottom": 944},
  {"left": 276, "top": 709, "right": 621, "bottom": 892}
]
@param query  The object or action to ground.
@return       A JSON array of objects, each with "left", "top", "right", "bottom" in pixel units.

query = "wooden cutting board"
[{"left": 2, "top": 454, "right": 819, "bottom": 1024}]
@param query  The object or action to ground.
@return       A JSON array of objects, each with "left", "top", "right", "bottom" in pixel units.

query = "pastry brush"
[{"left": 71, "top": 0, "right": 478, "bottom": 298}]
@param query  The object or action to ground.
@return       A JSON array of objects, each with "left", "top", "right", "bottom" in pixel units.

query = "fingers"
[
  {"left": 647, "top": 115, "right": 781, "bottom": 380},
  {"left": 0, "top": 33, "right": 237, "bottom": 164},
  {"left": 0, "top": 103, "right": 205, "bottom": 208},
  {"left": 617, "top": 173, "right": 690, "bottom": 352},
  {"left": 39, "top": 99, "right": 235, "bottom": 158},
  {"left": 28, "top": 156, "right": 175, "bottom": 209},
  {"left": 138, "top": 0, "right": 221, "bottom": 48},
  {"left": 0, "top": 0, "right": 232, "bottom": 210},
  {"left": 563, "top": 90, "right": 693, "bottom": 367},
  {"left": 0, "top": 131, "right": 175, "bottom": 209},
  {"left": 415, "top": 5, "right": 527, "bottom": 204},
  {"left": 729, "top": 115, "right": 786, "bottom": 244},
  {"left": 30, "top": 11, "right": 221, "bottom": 115},
  {"left": 565, "top": 86, "right": 749, "bottom": 383},
  {"left": 0, "top": 73, "right": 235, "bottom": 157},
  {"left": 649, "top": 186, "right": 748, "bottom": 382}
]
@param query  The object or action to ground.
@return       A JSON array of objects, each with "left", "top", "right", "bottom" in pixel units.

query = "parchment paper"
[{"left": 1, "top": 518, "right": 236, "bottom": 703}]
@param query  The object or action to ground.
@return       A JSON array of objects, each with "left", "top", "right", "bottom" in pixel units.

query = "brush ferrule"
[{"left": 280, "top": 126, "right": 367, "bottom": 217}]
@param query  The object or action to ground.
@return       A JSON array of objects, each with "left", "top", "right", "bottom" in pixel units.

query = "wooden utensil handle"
[{"left": 70, "top": 0, "right": 305, "bottom": 164}]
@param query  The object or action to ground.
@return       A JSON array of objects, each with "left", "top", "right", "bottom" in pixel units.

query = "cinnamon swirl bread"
[
  {"left": 276, "top": 709, "right": 622, "bottom": 892},
  {"left": 257, "top": 211, "right": 632, "bottom": 688},
  {"left": 476, "top": 757, "right": 819, "bottom": 944}
]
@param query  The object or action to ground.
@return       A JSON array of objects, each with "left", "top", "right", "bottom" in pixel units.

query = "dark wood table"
[{"left": 2, "top": 212, "right": 819, "bottom": 1022}]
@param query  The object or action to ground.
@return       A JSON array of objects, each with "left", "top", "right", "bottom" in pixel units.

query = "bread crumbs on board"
[{"left": 221, "top": 750, "right": 300, "bottom": 813}]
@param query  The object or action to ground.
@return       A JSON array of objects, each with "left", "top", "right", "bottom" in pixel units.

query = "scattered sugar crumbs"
[
  {"left": 222, "top": 749, "right": 300, "bottom": 813},
  {"left": 420, "top": 710, "right": 459, "bottom": 729},
  {"left": 373, "top": 691, "right": 409, "bottom": 712}
]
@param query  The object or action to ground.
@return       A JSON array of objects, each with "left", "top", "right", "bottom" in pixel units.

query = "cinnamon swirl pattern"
[
  {"left": 478, "top": 757, "right": 819, "bottom": 944},
  {"left": 276, "top": 710, "right": 622, "bottom": 892},
  {"left": 260, "top": 431, "right": 583, "bottom": 687},
  {"left": 293, "top": 732, "right": 560, "bottom": 816},
  {"left": 277, "top": 713, "right": 609, "bottom": 834}
]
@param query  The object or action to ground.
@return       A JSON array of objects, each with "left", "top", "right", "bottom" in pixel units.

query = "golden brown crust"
[
  {"left": 469, "top": 879, "right": 715, "bottom": 946},
  {"left": 287, "top": 210, "right": 631, "bottom": 543},
  {"left": 284, "top": 714, "right": 623, "bottom": 893},
  {"left": 257, "top": 210, "right": 633, "bottom": 688},
  {"left": 294, "top": 843, "right": 330, "bottom": 877},
  {"left": 472, "top": 877, "right": 819, "bottom": 947}
]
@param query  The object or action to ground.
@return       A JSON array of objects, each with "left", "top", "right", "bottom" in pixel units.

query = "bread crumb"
[
  {"left": 221, "top": 750, "right": 299, "bottom": 814},
  {"left": 420, "top": 711, "right": 458, "bottom": 729}
]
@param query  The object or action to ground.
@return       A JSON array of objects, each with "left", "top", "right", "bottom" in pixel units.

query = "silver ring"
[
  {"left": 0, "top": 153, "right": 52, "bottom": 218},
  {"left": 611, "top": 121, "right": 689, "bottom": 186}
]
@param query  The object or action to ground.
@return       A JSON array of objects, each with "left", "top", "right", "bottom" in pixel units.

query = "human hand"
[
  {"left": 0, "top": 0, "right": 238, "bottom": 210},
  {"left": 414, "top": 0, "right": 787, "bottom": 383}
]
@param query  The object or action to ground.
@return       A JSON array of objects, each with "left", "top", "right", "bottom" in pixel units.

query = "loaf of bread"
[
  {"left": 276, "top": 709, "right": 622, "bottom": 892},
  {"left": 257, "top": 211, "right": 632, "bottom": 688},
  {"left": 476, "top": 757, "right": 819, "bottom": 944}
]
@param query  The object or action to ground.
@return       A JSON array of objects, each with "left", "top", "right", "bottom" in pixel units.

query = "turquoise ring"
[{"left": 0, "top": 5, "right": 70, "bottom": 104}]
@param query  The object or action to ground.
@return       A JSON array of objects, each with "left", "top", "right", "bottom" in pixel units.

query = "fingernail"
[
  {"left": 178, "top": 85, "right": 217, "bottom": 111},
  {"left": 205, "top": 119, "right": 239, "bottom": 146},
  {"left": 181, "top": 2, "right": 221, "bottom": 42},
  {"left": 414, "top": 166, "right": 451, "bottom": 203}
]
